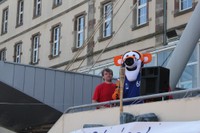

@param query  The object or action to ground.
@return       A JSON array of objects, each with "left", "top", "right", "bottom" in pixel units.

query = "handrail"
[{"left": 64, "top": 88, "right": 200, "bottom": 113}]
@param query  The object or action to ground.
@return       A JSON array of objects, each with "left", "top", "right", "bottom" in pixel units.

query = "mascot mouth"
[
  {"left": 126, "top": 66, "right": 137, "bottom": 71},
  {"left": 124, "top": 58, "right": 137, "bottom": 71},
  {"left": 124, "top": 58, "right": 134, "bottom": 66}
]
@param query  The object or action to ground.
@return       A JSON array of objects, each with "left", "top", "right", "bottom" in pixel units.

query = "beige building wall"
[
  {"left": 1, "top": 0, "right": 198, "bottom": 72},
  {"left": 0, "top": 0, "right": 90, "bottom": 68}
]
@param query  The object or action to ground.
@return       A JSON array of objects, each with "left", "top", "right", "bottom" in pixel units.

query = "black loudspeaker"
[{"left": 140, "top": 66, "right": 170, "bottom": 96}]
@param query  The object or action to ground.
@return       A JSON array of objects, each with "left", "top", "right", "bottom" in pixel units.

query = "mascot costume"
[{"left": 112, "top": 50, "right": 152, "bottom": 104}]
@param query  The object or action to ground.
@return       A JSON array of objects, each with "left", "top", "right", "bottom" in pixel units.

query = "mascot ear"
[
  {"left": 143, "top": 53, "right": 152, "bottom": 64},
  {"left": 114, "top": 55, "right": 123, "bottom": 66}
]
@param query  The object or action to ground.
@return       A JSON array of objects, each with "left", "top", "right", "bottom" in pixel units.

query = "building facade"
[{"left": 0, "top": 0, "right": 199, "bottom": 89}]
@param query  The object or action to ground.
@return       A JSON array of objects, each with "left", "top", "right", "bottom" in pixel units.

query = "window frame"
[
  {"left": 52, "top": 0, "right": 62, "bottom": 8},
  {"left": 179, "top": 0, "right": 192, "bottom": 11},
  {"left": 1, "top": 7, "right": 8, "bottom": 35},
  {"left": 132, "top": 0, "right": 149, "bottom": 31},
  {"left": 31, "top": 33, "right": 40, "bottom": 64},
  {"left": 174, "top": 0, "right": 195, "bottom": 17},
  {"left": 137, "top": 0, "right": 147, "bottom": 26},
  {"left": 16, "top": 0, "right": 24, "bottom": 27},
  {"left": 103, "top": 2, "right": 112, "bottom": 38},
  {"left": 14, "top": 42, "right": 22, "bottom": 63},
  {"left": 0, "top": 48, "right": 6, "bottom": 61},
  {"left": 52, "top": 26, "right": 60, "bottom": 56},
  {"left": 33, "top": 0, "right": 42, "bottom": 18},
  {"left": 49, "top": 23, "right": 61, "bottom": 59},
  {"left": 98, "top": 0, "right": 113, "bottom": 42},
  {"left": 76, "top": 15, "right": 85, "bottom": 48}
]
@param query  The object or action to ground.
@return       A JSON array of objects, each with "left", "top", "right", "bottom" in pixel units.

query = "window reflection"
[
  {"left": 157, "top": 49, "right": 173, "bottom": 67},
  {"left": 179, "top": 64, "right": 197, "bottom": 89}
]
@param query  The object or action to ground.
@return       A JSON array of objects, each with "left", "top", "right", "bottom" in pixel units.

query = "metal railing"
[{"left": 64, "top": 88, "right": 200, "bottom": 113}]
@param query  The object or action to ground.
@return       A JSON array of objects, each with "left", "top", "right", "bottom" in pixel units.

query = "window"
[
  {"left": 0, "top": 48, "right": 6, "bottom": 61},
  {"left": 72, "top": 12, "right": 86, "bottom": 52},
  {"left": 33, "top": 0, "right": 41, "bottom": 18},
  {"left": 179, "top": 0, "right": 192, "bottom": 11},
  {"left": 137, "top": 0, "right": 147, "bottom": 26},
  {"left": 174, "top": 0, "right": 194, "bottom": 16},
  {"left": 0, "top": 0, "right": 6, "bottom": 4},
  {"left": 49, "top": 24, "right": 61, "bottom": 58},
  {"left": 178, "top": 47, "right": 198, "bottom": 89},
  {"left": 16, "top": 0, "right": 24, "bottom": 27},
  {"left": 52, "top": 26, "right": 60, "bottom": 56},
  {"left": 76, "top": 15, "right": 85, "bottom": 48},
  {"left": 14, "top": 43, "right": 22, "bottom": 63},
  {"left": 148, "top": 42, "right": 199, "bottom": 89},
  {"left": 1, "top": 7, "right": 8, "bottom": 34},
  {"left": 179, "top": 64, "right": 197, "bottom": 89},
  {"left": 53, "top": 0, "right": 62, "bottom": 8},
  {"left": 157, "top": 49, "right": 173, "bottom": 67},
  {"left": 31, "top": 33, "right": 40, "bottom": 64},
  {"left": 132, "top": 0, "right": 149, "bottom": 30},
  {"left": 103, "top": 2, "right": 112, "bottom": 38}
]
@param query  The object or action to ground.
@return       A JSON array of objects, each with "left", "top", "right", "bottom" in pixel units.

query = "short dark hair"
[{"left": 101, "top": 68, "right": 113, "bottom": 77}]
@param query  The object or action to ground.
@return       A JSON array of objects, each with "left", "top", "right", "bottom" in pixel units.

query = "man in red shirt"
[{"left": 92, "top": 68, "right": 116, "bottom": 108}]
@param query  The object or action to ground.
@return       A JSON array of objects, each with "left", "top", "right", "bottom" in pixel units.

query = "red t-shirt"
[{"left": 92, "top": 82, "right": 116, "bottom": 102}]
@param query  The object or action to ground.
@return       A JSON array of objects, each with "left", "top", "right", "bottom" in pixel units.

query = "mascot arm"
[{"left": 112, "top": 80, "right": 120, "bottom": 100}]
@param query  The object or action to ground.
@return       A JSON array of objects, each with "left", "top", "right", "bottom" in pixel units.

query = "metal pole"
[
  {"left": 119, "top": 67, "right": 125, "bottom": 124},
  {"left": 166, "top": 1, "right": 200, "bottom": 90},
  {"left": 119, "top": 67, "right": 125, "bottom": 114}
]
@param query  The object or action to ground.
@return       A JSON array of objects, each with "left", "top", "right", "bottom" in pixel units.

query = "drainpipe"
[
  {"left": 87, "top": 0, "right": 95, "bottom": 65},
  {"left": 163, "top": 0, "right": 167, "bottom": 45},
  {"left": 166, "top": 1, "right": 200, "bottom": 90}
]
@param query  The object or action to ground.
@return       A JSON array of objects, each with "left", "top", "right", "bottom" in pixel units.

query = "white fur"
[
  {"left": 125, "top": 60, "right": 142, "bottom": 81},
  {"left": 118, "top": 59, "right": 123, "bottom": 65},
  {"left": 144, "top": 56, "right": 148, "bottom": 63}
]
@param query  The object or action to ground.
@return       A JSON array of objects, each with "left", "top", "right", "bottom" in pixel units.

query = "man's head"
[{"left": 101, "top": 68, "right": 113, "bottom": 83}]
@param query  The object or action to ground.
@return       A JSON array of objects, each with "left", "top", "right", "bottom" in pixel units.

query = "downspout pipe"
[
  {"left": 166, "top": 1, "right": 200, "bottom": 90},
  {"left": 163, "top": 0, "right": 167, "bottom": 45}
]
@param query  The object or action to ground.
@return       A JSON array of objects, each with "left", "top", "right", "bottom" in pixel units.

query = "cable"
[
  {"left": 65, "top": 0, "right": 121, "bottom": 71},
  {"left": 64, "top": 0, "right": 121, "bottom": 71},
  {"left": 74, "top": 40, "right": 98, "bottom": 72},
  {"left": 74, "top": 0, "right": 129, "bottom": 72},
  {"left": 161, "top": 49, "right": 174, "bottom": 67},
  {"left": 87, "top": 1, "right": 136, "bottom": 73}
]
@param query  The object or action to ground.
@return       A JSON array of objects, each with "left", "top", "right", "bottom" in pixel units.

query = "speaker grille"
[{"left": 140, "top": 66, "right": 170, "bottom": 96}]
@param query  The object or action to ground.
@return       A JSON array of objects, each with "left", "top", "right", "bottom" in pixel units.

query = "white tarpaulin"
[{"left": 70, "top": 121, "right": 200, "bottom": 133}]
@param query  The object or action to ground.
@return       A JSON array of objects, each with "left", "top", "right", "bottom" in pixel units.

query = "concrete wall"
[{"left": 48, "top": 97, "right": 200, "bottom": 133}]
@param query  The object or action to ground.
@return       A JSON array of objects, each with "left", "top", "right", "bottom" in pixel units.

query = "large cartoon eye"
[
  {"left": 132, "top": 52, "right": 140, "bottom": 60},
  {"left": 123, "top": 53, "right": 130, "bottom": 60}
]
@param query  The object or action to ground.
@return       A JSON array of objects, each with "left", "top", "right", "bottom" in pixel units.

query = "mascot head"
[
  {"left": 114, "top": 50, "right": 152, "bottom": 81},
  {"left": 114, "top": 50, "right": 152, "bottom": 67}
]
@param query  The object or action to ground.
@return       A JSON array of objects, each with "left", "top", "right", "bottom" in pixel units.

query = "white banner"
[{"left": 70, "top": 121, "right": 200, "bottom": 133}]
